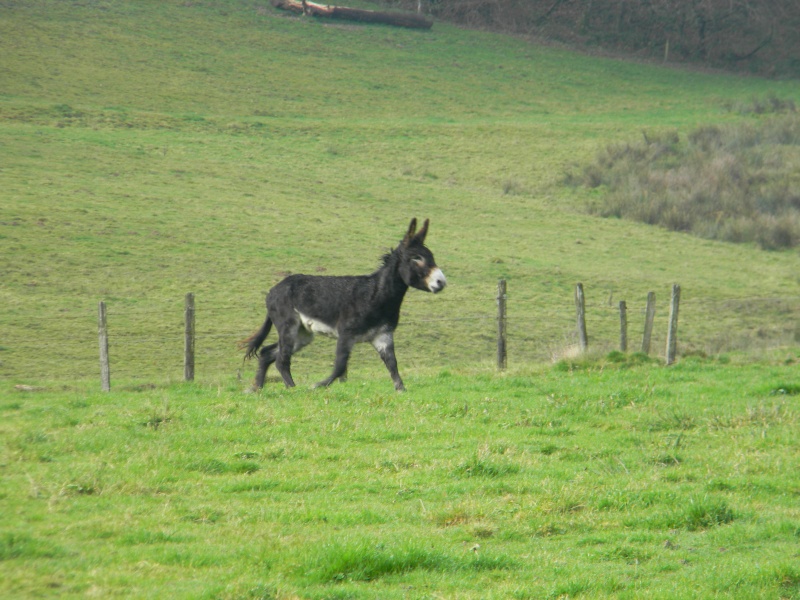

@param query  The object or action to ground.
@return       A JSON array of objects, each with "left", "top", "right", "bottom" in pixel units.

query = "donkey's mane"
[{"left": 380, "top": 247, "right": 400, "bottom": 268}]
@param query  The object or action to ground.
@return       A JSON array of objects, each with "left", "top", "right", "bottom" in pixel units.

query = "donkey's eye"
[{"left": 413, "top": 256, "right": 426, "bottom": 267}]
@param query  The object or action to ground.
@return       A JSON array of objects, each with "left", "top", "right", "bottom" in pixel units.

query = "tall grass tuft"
[
  {"left": 775, "top": 564, "right": 800, "bottom": 597},
  {"left": 722, "top": 94, "right": 797, "bottom": 116},
  {"left": 573, "top": 108, "right": 800, "bottom": 249},
  {"left": 454, "top": 445, "right": 521, "bottom": 478},
  {"left": 301, "top": 540, "right": 515, "bottom": 583},
  {"left": 667, "top": 496, "right": 737, "bottom": 531},
  {"left": 0, "top": 533, "right": 65, "bottom": 560}
]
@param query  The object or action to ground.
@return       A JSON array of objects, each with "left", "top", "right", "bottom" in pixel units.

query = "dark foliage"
[{"left": 371, "top": 0, "right": 800, "bottom": 77}]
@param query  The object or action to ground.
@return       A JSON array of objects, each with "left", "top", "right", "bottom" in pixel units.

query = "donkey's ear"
[
  {"left": 414, "top": 218, "right": 429, "bottom": 244},
  {"left": 403, "top": 218, "right": 418, "bottom": 246}
]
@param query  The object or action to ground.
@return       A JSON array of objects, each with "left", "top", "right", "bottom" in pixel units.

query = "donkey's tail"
[{"left": 238, "top": 315, "right": 273, "bottom": 360}]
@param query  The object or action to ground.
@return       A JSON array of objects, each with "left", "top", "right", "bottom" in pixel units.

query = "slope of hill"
[
  {"left": 1, "top": 0, "right": 799, "bottom": 384},
  {"left": 2, "top": 5, "right": 800, "bottom": 599}
]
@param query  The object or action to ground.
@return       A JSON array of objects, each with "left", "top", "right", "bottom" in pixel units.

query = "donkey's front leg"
[
  {"left": 373, "top": 333, "right": 405, "bottom": 392},
  {"left": 314, "top": 337, "right": 354, "bottom": 389}
]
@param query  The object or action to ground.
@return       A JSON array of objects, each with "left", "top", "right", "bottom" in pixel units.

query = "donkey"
[{"left": 240, "top": 218, "right": 446, "bottom": 391}]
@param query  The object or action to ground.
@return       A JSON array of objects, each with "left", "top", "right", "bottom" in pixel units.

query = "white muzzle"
[{"left": 426, "top": 268, "right": 447, "bottom": 293}]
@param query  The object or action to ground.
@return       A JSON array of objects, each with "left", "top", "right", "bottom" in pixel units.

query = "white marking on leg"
[
  {"left": 425, "top": 267, "right": 447, "bottom": 293},
  {"left": 372, "top": 331, "right": 394, "bottom": 354}
]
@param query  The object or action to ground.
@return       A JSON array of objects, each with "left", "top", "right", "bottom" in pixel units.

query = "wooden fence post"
[
  {"left": 642, "top": 291, "right": 656, "bottom": 354},
  {"left": 497, "top": 279, "right": 507, "bottom": 371},
  {"left": 666, "top": 285, "right": 681, "bottom": 365},
  {"left": 184, "top": 292, "right": 195, "bottom": 381},
  {"left": 575, "top": 283, "right": 588, "bottom": 352},
  {"left": 98, "top": 301, "right": 110, "bottom": 392},
  {"left": 619, "top": 300, "right": 628, "bottom": 352}
]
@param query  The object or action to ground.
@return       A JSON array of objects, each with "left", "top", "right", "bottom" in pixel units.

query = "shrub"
[
  {"left": 723, "top": 94, "right": 797, "bottom": 116},
  {"left": 574, "top": 111, "right": 800, "bottom": 249}
]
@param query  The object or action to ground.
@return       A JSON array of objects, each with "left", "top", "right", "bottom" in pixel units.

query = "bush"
[
  {"left": 573, "top": 111, "right": 800, "bottom": 250},
  {"left": 723, "top": 94, "right": 797, "bottom": 116}
]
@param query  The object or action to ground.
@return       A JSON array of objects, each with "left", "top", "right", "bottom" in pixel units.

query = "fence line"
[
  {"left": 10, "top": 294, "right": 793, "bottom": 325},
  {"left": 2, "top": 287, "right": 798, "bottom": 385}
]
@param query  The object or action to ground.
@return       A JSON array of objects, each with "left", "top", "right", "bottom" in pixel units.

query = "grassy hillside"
[{"left": 1, "top": 0, "right": 799, "bottom": 386}]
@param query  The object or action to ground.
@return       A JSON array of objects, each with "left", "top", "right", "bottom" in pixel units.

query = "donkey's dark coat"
[{"left": 241, "top": 219, "right": 446, "bottom": 391}]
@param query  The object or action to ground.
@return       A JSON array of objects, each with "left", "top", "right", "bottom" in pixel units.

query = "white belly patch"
[
  {"left": 296, "top": 311, "right": 392, "bottom": 346},
  {"left": 297, "top": 311, "right": 338, "bottom": 338}
]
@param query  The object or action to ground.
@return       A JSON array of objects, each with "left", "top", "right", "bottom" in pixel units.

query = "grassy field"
[
  {"left": 2, "top": 356, "right": 800, "bottom": 598},
  {"left": 1, "top": 1, "right": 800, "bottom": 597}
]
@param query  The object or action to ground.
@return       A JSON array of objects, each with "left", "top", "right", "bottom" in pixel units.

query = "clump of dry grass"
[
  {"left": 572, "top": 106, "right": 800, "bottom": 250},
  {"left": 722, "top": 94, "right": 797, "bottom": 116}
]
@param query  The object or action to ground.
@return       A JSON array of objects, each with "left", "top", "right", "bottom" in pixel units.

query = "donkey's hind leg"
[
  {"left": 275, "top": 322, "right": 314, "bottom": 388},
  {"left": 253, "top": 343, "right": 278, "bottom": 390},
  {"left": 313, "top": 336, "right": 354, "bottom": 389},
  {"left": 275, "top": 341, "right": 296, "bottom": 388}
]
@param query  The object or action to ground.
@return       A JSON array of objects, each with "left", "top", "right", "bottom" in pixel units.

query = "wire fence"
[{"left": 2, "top": 283, "right": 798, "bottom": 387}]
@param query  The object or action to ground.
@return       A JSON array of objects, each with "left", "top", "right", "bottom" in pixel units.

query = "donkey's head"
[{"left": 398, "top": 218, "right": 447, "bottom": 293}]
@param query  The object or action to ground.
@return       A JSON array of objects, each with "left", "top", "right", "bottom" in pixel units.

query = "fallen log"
[{"left": 273, "top": 0, "right": 433, "bottom": 30}]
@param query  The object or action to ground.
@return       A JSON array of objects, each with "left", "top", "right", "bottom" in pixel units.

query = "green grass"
[
  {"left": 2, "top": 357, "right": 799, "bottom": 598},
  {"left": 1, "top": 2, "right": 800, "bottom": 596}
]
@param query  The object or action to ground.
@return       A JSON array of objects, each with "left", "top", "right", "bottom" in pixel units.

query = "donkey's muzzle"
[{"left": 427, "top": 268, "right": 447, "bottom": 293}]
